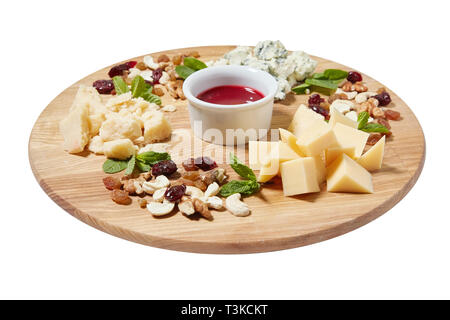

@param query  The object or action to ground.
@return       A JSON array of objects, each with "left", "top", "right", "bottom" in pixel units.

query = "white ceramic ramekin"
[{"left": 182, "top": 65, "right": 278, "bottom": 145}]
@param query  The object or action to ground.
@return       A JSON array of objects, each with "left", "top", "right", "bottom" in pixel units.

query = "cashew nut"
[
  {"left": 142, "top": 175, "right": 170, "bottom": 194},
  {"left": 133, "top": 181, "right": 145, "bottom": 195},
  {"left": 204, "top": 182, "right": 219, "bottom": 198},
  {"left": 185, "top": 186, "right": 204, "bottom": 199},
  {"left": 147, "top": 199, "right": 175, "bottom": 216},
  {"left": 335, "top": 88, "right": 357, "bottom": 100},
  {"left": 205, "top": 196, "right": 223, "bottom": 210},
  {"left": 225, "top": 193, "right": 250, "bottom": 217},
  {"left": 153, "top": 187, "right": 167, "bottom": 202},
  {"left": 178, "top": 198, "right": 195, "bottom": 216},
  {"left": 355, "top": 91, "right": 377, "bottom": 104}
]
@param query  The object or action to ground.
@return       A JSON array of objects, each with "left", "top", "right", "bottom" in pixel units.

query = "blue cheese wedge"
[{"left": 223, "top": 46, "right": 252, "bottom": 65}]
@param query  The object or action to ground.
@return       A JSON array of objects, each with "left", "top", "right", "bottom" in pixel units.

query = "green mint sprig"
[
  {"left": 175, "top": 57, "right": 207, "bottom": 80},
  {"left": 292, "top": 69, "right": 348, "bottom": 96},
  {"left": 357, "top": 111, "right": 390, "bottom": 133},
  {"left": 219, "top": 153, "right": 260, "bottom": 197},
  {"left": 102, "top": 151, "right": 171, "bottom": 174}
]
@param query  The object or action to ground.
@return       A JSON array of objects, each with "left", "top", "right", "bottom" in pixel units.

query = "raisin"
[
  {"left": 182, "top": 170, "right": 200, "bottom": 181},
  {"left": 111, "top": 189, "right": 131, "bottom": 205},
  {"left": 151, "top": 160, "right": 177, "bottom": 177},
  {"left": 93, "top": 80, "right": 114, "bottom": 94},
  {"left": 367, "top": 133, "right": 383, "bottom": 145},
  {"left": 152, "top": 68, "right": 163, "bottom": 84},
  {"left": 377, "top": 118, "right": 391, "bottom": 130},
  {"left": 182, "top": 158, "right": 197, "bottom": 171},
  {"left": 103, "top": 176, "right": 122, "bottom": 190},
  {"left": 193, "top": 178, "right": 207, "bottom": 191},
  {"left": 374, "top": 91, "right": 392, "bottom": 106},
  {"left": 385, "top": 109, "right": 401, "bottom": 121},
  {"left": 164, "top": 184, "right": 186, "bottom": 202},
  {"left": 347, "top": 71, "right": 363, "bottom": 83},
  {"left": 194, "top": 156, "right": 217, "bottom": 171}
]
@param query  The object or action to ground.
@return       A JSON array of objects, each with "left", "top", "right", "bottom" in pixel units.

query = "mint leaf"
[
  {"left": 323, "top": 69, "right": 348, "bottom": 80},
  {"left": 312, "top": 72, "right": 326, "bottom": 79},
  {"left": 183, "top": 57, "right": 207, "bottom": 71},
  {"left": 141, "top": 89, "right": 161, "bottom": 105},
  {"left": 175, "top": 65, "right": 196, "bottom": 80},
  {"left": 305, "top": 78, "right": 339, "bottom": 90},
  {"left": 131, "top": 75, "right": 150, "bottom": 98},
  {"left": 136, "top": 159, "right": 151, "bottom": 172},
  {"left": 112, "top": 76, "right": 130, "bottom": 95},
  {"left": 136, "top": 151, "right": 171, "bottom": 166},
  {"left": 357, "top": 111, "right": 370, "bottom": 129},
  {"left": 229, "top": 153, "right": 257, "bottom": 181},
  {"left": 102, "top": 158, "right": 128, "bottom": 173},
  {"left": 361, "top": 123, "right": 390, "bottom": 133},
  {"left": 125, "top": 155, "right": 136, "bottom": 175},
  {"left": 219, "top": 180, "right": 260, "bottom": 197},
  {"left": 292, "top": 83, "right": 311, "bottom": 94}
]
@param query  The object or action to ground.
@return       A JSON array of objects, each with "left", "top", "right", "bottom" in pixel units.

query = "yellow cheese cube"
[
  {"left": 249, "top": 141, "right": 278, "bottom": 170},
  {"left": 279, "top": 128, "right": 304, "bottom": 156},
  {"left": 329, "top": 107, "right": 358, "bottom": 129},
  {"left": 59, "top": 104, "right": 90, "bottom": 154},
  {"left": 257, "top": 142, "right": 300, "bottom": 182},
  {"left": 325, "top": 147, "right": 356, "bottom": 166},
  {"left": 257, "top": 158, "right": 280, "bottom": 183},
  {"left": 357, "top": 136, "right": 385, "bottom": 171},
  {"left": 327, "top": 154, "right": 373, "bottom": 193},
  {"left": 103, "top": 139, "right": 136, "bottom": 160},
  {"left": 332, "top": 122, "right": 369, "bottom": 157},
  {"left": 313, "top": 152, "right": 326, "bottom": 185},
  {"left": 280, "top": 158, "right": 320, "bottom": 196},
  {"left": 296, "top": 122, "right": 338, "bottom": 156},
  {"left": 288, "top": 104, "right": 326, "bottom": 139}
]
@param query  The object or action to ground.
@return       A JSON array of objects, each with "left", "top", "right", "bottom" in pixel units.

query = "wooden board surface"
[{"left": 28, "top": 46, "right": 425, "bottom": 253}]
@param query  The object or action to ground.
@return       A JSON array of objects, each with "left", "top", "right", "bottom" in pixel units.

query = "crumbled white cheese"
[
  {"left": 275, "top": 78, "right": 291, "bottom": 100},
  {"left": 330, "top": 99, "right": 354, "bottom": 114},
  {"left": 128, "top": 68, "right": 141, "bottom": 80},
  {"left": 140, "top": 70, "right": 153, "bottom": 82},
  {"left": 223, "top": 46, "right": 252, "bottom": 65},
  {"left": 162, "top": 105, "right": 176, "bottom": 112}
]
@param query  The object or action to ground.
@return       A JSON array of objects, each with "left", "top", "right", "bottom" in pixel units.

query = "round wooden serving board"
[{"left": 29, "top": 46, "right": 425, "bottom": 253}]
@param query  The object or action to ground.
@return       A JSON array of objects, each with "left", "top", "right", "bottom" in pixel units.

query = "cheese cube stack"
[{"left": 250, "top": 103, "right": 386, "bottom": 197}]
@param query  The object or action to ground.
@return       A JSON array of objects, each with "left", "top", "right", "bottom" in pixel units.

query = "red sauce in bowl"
[{"left": 197, "top": 85, "right": 265, "bottom": 105}]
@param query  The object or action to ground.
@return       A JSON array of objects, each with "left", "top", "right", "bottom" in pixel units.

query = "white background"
[{"left": 1, "top": 0, "right": 449, "bottom": 299}]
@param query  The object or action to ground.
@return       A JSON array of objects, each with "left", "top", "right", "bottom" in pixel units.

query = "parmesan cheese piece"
[
  {"left": 103, "top": 139, "right": 136, "bottom": 160},
  {"left": 280, "top": 158, "right": 320, "bottom": 196},
  {"left": 59, "top": 104, "right": 90, "bottom": 154},
  {"left": 327, "top": 154, "right": 373, "bottom": 194},
  {"left": 357, "top": 136, "right": 385, "bottom": 171},
  {"left": 143, "top": 111, "right": 172, "bottom": 144},
  {"left": 99, "top": 114, "right": 142, "bottom": 142},
  {"left": 88, "top": 136, "right": 104, "bottom": 154}
]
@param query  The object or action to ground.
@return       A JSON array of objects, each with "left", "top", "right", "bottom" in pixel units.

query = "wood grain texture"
[{"left": 28, "top": 46, "right": 425, "bottom": 253}]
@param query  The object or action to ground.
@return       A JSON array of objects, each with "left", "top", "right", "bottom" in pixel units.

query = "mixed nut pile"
[
  {"left": 305, "top": 71, "right": 401, "bottom": 145},
  {"left": 93, "top": 50, "right": 203, "bottom": 101},
  {"left": 102, "top": 157, "right": 251, "bottom": 220}
]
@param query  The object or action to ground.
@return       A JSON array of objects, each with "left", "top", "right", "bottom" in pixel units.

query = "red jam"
[{"left": 197, "top": 85, "right": 264, "bottom": 105}]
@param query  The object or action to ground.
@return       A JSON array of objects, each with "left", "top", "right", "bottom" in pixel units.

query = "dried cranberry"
[
  {"left": 93, "top": 79, "right": 114, "bottom": 94},
  {"left": 194, "top": 157, "right": 218, "bottom": 171},
  {"left": 152, "top": 68, "right": 163, "bottom": 84},
  {"left": 151, "top": 160, "right": 178, "bottom": 177},
  {"left": 374, "top": 91, "right": 392, "bottom": 106},
  {"left": 164, "top": 184, "right": 186, "bottom": 202},
  {"left": 126, "top": 61, "right": 137, "bottom": 69},
  {"left": 182, "top": 158, "right": 197, "bottom": 171},
  {"left": 108, "top": 61, "right": 136, "bottom": 78},
  {"left": 308, "top": 94, "right": 324, "bottom": 106},
  {"left": 347, "top": 71, "right": 363, "bottom": 83},
  {"left": 310, "top": 105, "right": 329, "bottom": 120}
]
